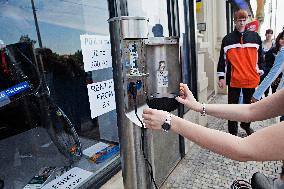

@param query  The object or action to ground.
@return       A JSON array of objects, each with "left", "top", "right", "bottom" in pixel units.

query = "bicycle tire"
[{"left": 40, "top": 96, "right": 82, "bottom": 162}]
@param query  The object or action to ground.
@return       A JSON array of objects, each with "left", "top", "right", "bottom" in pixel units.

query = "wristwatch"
[{"left": 161, "top": 113, "right": 172, "bottom": 132}]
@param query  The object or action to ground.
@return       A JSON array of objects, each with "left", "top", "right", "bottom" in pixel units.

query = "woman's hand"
[
  {"left": 142, "top": 108, "right": 168, "bottom": 130},
  {"left": 251, "top": 97, "right": 258, "bottom": 103},
  {"left": 175, "top": 83, "right": 202, "bottom": 112}
]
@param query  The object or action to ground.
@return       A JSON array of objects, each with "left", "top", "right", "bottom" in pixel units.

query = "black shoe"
[
  {"left": 251, "top": 172, "right": 284, "bottom": 189},
  {"left": 240, "top": 125, "right": 254, "bottom": 136}
]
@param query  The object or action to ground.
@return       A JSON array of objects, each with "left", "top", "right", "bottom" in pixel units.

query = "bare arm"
[
  {"left": 142, "top": 108, "right": 284, "bottom": 161},
  {"left": 177, "top": 83, "right": 284, "bottom": 122}
]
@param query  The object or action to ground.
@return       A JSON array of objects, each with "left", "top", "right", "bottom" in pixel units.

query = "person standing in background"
[
  {"left": 217, "top": 9, "right": 264, "bottom": 136},
  {"left": 261, "top": 29, "right": 276, "bottom": 97}
]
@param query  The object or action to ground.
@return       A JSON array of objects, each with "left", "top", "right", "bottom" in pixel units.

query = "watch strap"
[
  {"left": 162, "top": 113, "right": 172, "bottom": 132},
  {"left": 165, "top": 113, "right": 172, "bottom": 125}
]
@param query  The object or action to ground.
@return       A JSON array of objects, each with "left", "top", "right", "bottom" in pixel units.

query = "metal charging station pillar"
[{"left": 109, "top": 16, "right": 181, "bottom": 189}]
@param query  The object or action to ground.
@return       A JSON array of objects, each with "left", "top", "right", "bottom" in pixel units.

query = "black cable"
[{"left": 130, "top": 82, "right": 158, "bottom": 189}]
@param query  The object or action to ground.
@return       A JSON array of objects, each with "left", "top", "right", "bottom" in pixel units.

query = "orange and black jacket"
[{"left": 217, "top": 29, "right": 264, "bottom": 88}]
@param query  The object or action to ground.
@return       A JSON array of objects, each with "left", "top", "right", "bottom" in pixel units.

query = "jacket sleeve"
[
  {"left": 257, "top": 34, "right": 264, "bottom": 70},
  {"left": 217, "top": 38, "right": 226, "bottom": 80},
  {"left": 253, "top": 49, "right": 284, "bottom": 100}
]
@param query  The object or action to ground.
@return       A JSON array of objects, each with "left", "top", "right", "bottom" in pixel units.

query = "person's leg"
[
  {"left": 228, "top": 86, "right": 241, "bottom": 135},
  {"left": 240, "top": 88, "right": 255, "bottom": 135},
  {"left": 264, "top": 86, "right": 270, "bottom": 97},
  {"left": 281, "top": 160, "right": 284, "bottom": 181},
  {"left": 261, "top": 69, "right": 270, "bottom": 97},
  {"left": 271, "top": 83, "right": 278, "bottom": 94}
]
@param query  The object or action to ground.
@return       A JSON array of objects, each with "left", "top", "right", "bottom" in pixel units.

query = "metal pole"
[
  {"left": 31, "top": 0, "right": 43, "bottom": 48},
  {"left": 226, "top": 0, "right": 231, "bottom": 34},
  {"left": 269, "top": 0, "right": 272, "bottom": 29},
  {"left": 108, "top": 17, "right": 149, "bottom": 189},
  {"left": 188, "top": 0, "right": 198, "bottom": 100},
  {"left": 274, "top": 0, "right": 277, "bottom": 37}
]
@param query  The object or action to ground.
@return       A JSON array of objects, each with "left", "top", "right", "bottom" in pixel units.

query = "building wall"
[{"left": 195, "top": 0, "right": 228, "bottom": 97}]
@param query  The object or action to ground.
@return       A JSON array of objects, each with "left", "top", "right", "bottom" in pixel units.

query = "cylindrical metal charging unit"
[{"left": 109, "top": 16, "right": 182, "bottom": 189}]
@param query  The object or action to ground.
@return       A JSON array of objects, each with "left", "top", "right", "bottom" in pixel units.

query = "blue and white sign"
[
  {"left": 4, "top": 81, "right": 30, "bottom": 97},
  {"left": 0, "top": 81, "right": 30, "bottom": 107}
]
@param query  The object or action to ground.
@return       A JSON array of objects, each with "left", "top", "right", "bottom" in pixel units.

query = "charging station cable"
[{"left": 129, "top": 82, "right": 158, "bottom": 189}]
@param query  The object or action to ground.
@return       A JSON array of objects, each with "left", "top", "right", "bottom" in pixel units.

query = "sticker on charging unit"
[
  {"left": 157, "top": 71, "right": 168, "bottom": 87},
  {"left": 0, "top": 81, "right": 30, "bottom": 108}
]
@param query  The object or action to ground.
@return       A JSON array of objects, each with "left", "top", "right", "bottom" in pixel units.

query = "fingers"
[
  {"left": 142, "top": 108, "right": 166, "bottom": 130},
  {"left": 143, "top": 119, "right": 152, "bottom": 128},
  {"left": 175, "top": 96, "right": 186, "bottom": 104},
  {"left": 179, "top": 83, "right": 190, "bottom": 99},
  {"left": 143, "top": 108, "right": 153, "bottom": 115},
  {"left": 250, "top": 97, "right": 258, "bottom": 103}
]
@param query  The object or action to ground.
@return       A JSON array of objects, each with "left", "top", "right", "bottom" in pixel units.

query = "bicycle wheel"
[{"left": 41, "top": 96, "right": 82, "bottom": 162}]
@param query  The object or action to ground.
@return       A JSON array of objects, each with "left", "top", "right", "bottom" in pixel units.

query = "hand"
[
  {"left": 175, "top": 83, "right": 201, "bottom": 112},
  {"left": 218, "top": 79, "right": 226, "bottom": 89},
  {"left": 257, "top": 70, "right": 264, "bottom": 76},
  {"left": 251, "top": 97, "right": 258, "bottom": 103},
  {"left": 272, "top": 78, "right": 281, "bottom": 86},
  {"left": 142, "top": 108, "right": 168, "bottom": 130}
]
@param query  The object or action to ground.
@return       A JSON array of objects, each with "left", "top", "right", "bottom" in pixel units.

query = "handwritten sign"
[
  {"left": 41, "top": 167, "right": 92, "bottom": 189},
  {"left": 87, "top": 79, "right": 116, "bottom": 118},
  {"left": 80, "top": 35, "right": 112, "bottom": 72}
]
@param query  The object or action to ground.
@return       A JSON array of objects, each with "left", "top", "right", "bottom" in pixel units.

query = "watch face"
[{"left": 162, "top": 122, "right": 171, "bottom": 131}]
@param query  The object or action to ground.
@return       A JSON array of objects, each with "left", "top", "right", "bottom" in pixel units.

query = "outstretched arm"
[
  {"left": 142, "top": 108, "right": 284, "bottom": 161},
  {"left": 176, "top": 83, "right": 284, "bottom": 122},
  {"left": 253, "top": 50, "right": 284, "bottom": 100}
]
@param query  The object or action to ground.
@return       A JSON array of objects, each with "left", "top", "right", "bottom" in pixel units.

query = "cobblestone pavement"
[{"left": 161, "top": 94, "right": 282, "bottom": 189}]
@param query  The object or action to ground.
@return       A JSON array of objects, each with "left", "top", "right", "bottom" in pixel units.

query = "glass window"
[
  {"left": 127, "top": 0, "right": 169, "bottom": 37},
  {"left": 0, "top": 0, "right": 119, "bottom": 188}
]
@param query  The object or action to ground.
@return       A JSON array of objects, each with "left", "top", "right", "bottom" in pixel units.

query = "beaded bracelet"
[{"left": 201, "top": 103, "right": 206, "bottom": 116}]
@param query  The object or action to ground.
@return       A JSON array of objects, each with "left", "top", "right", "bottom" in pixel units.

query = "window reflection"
[
  {"left": 0, "top": 0, "right": 119, "bottom": 188},
  {"left": 127, "top": 0, "right": 169, "bottom": 37}
]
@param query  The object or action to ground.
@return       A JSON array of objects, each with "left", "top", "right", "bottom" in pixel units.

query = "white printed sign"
[
  {"left": 157, "top": 71, "right": 168, "bottom": 87},
  {"left": 41, "top": 167, "right": 93, "bottom": 189},
  {"left": 80, "top": 34, "right": 112, "bottom": 72},
  {"left": 87, "top": 79, "right": 116, "bottom": 118}
]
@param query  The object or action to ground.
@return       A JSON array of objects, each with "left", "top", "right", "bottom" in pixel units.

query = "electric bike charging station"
[{"left": 109, "top": 16, "right": 182, "bottom": 189}]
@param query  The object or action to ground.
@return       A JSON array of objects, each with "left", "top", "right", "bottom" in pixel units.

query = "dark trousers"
[{"left": 228, "top": 87, "right": 255, "bottom": 135}]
